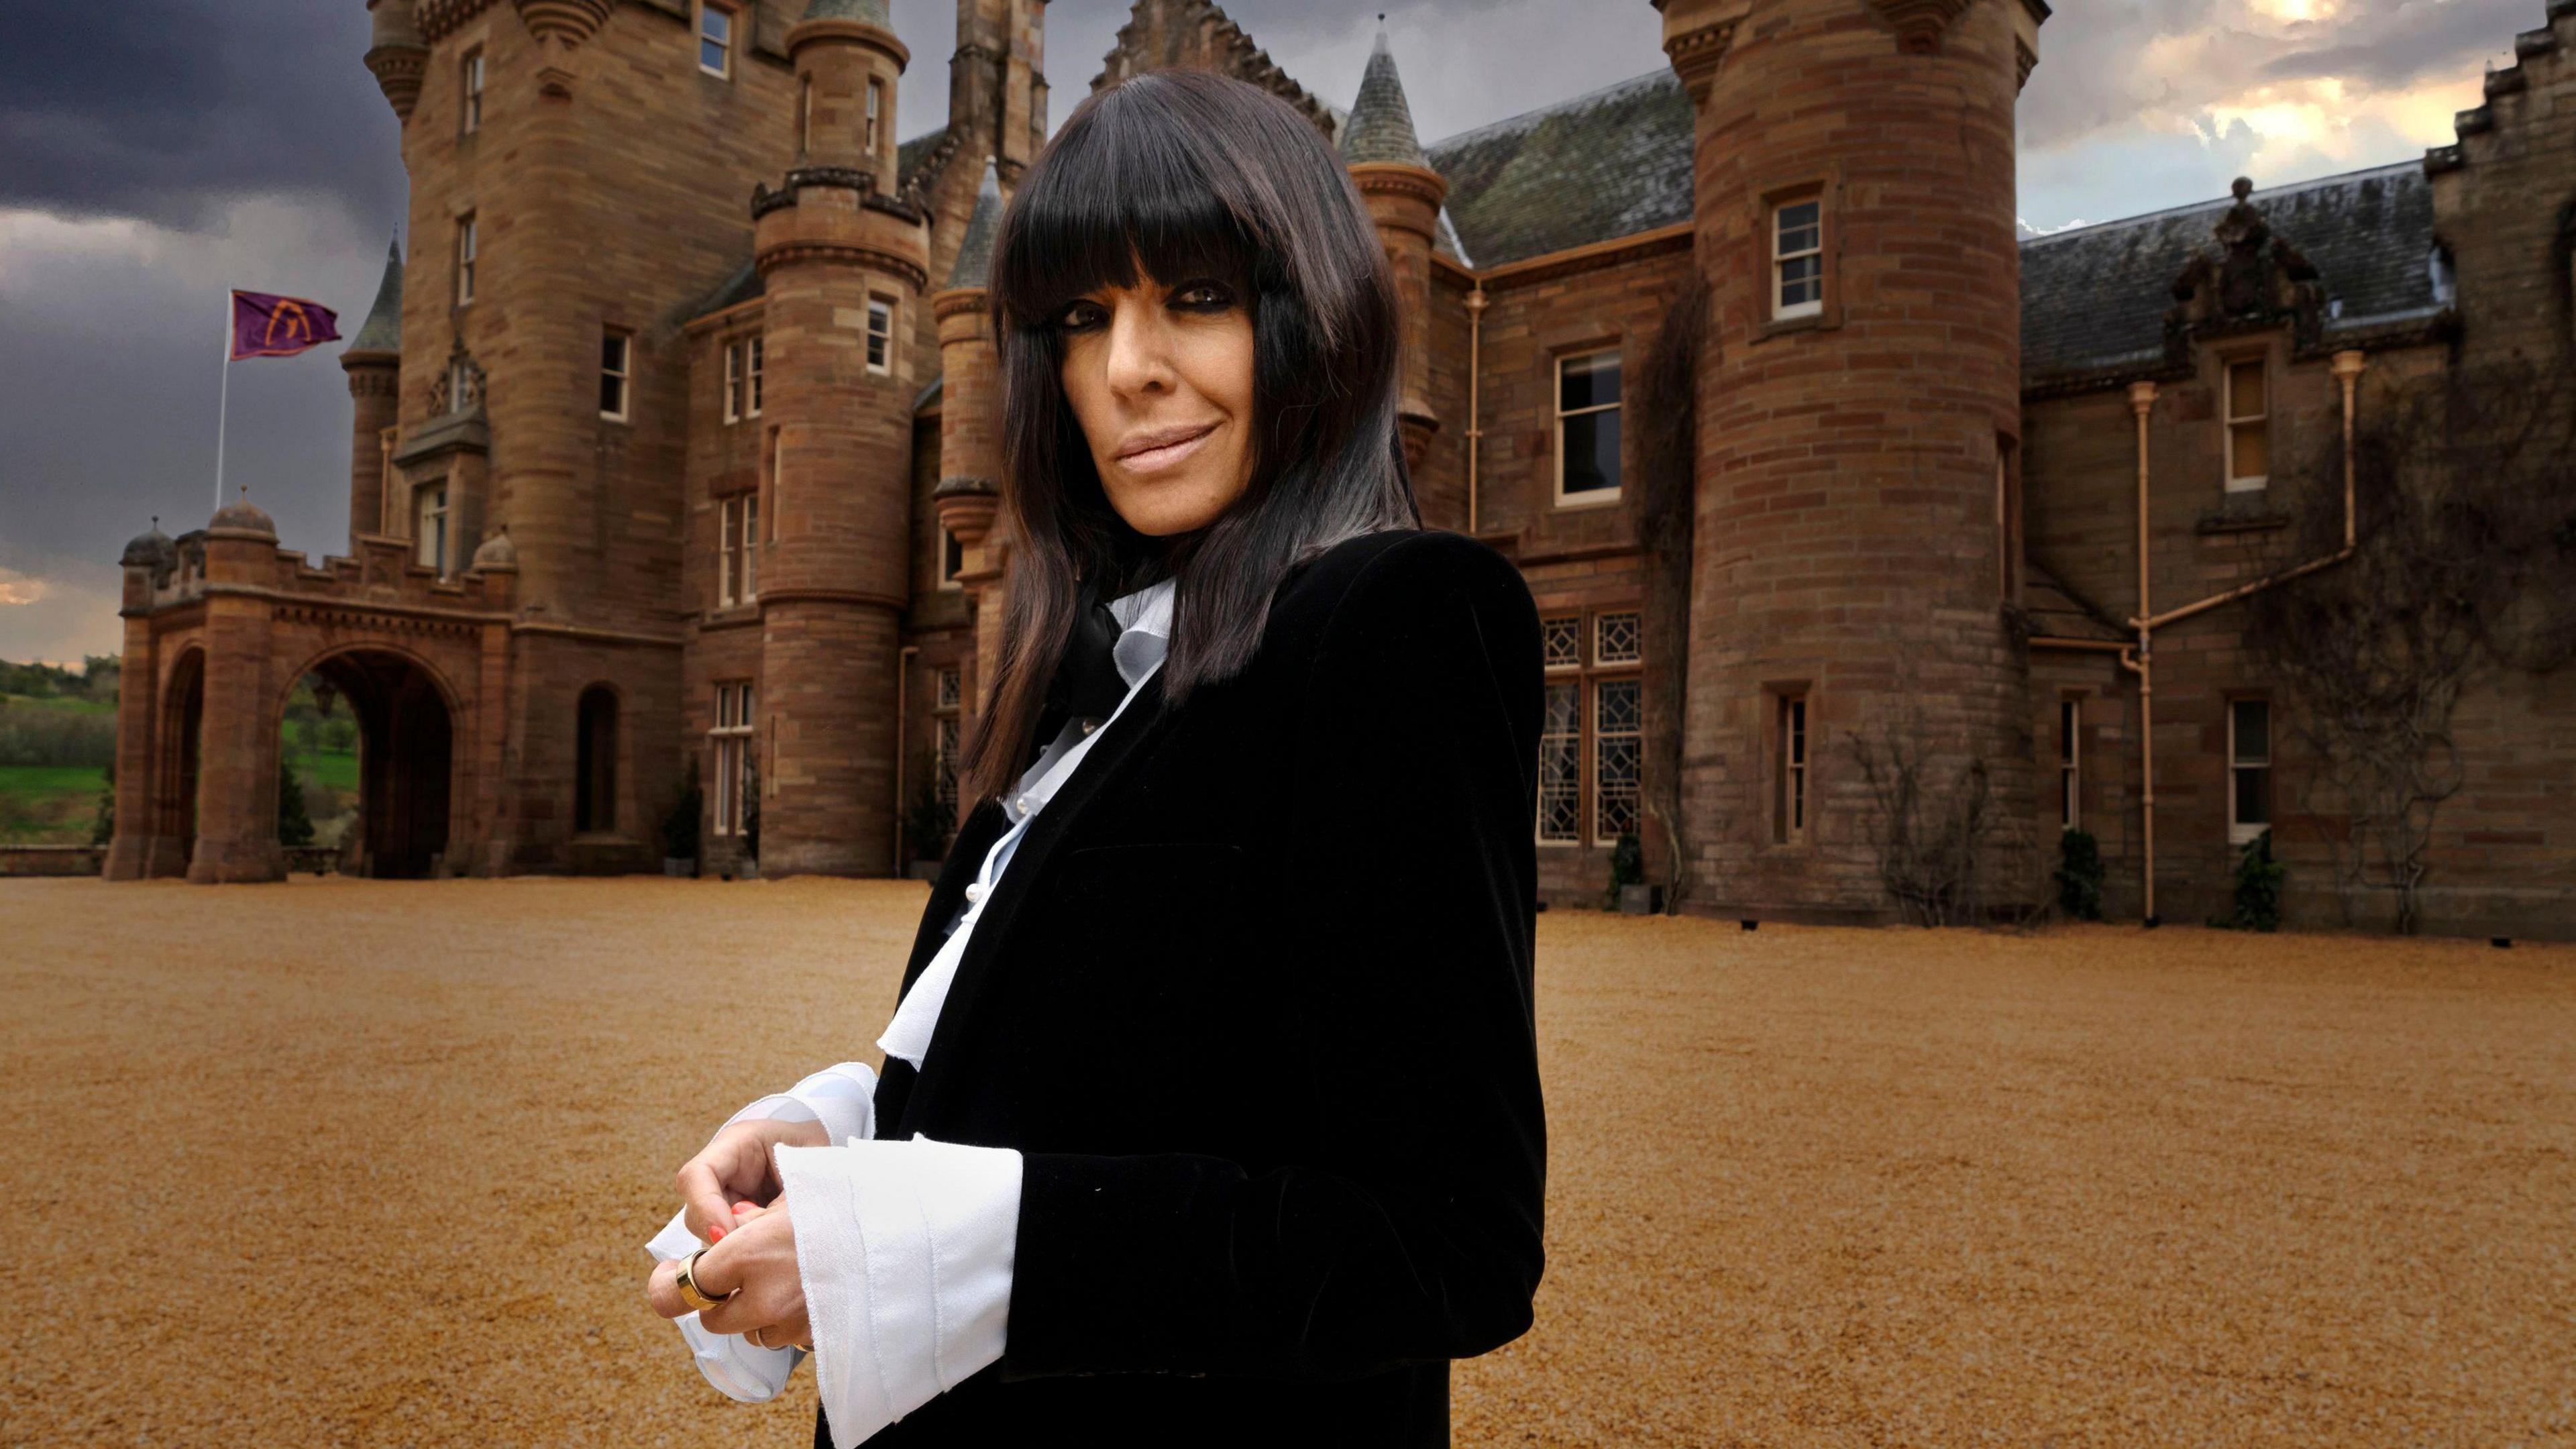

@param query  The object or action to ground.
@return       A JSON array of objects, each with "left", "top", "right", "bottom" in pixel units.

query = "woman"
[{"left": 645, "top": 66, "right": 1546, "bottom": 1448}]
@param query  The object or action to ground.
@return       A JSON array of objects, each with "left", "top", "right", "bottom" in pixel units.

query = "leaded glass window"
[
  {"left": 1538, "top": 681, "right": 1580, "bottom": 844},
  {"left": 1593, "top": 677, "right": 1641, "bottom": 843},
  {"left": 1594, "top": 610, "right": 1640, "bottom": 666},
  {"left": 1542, "top": 615, "right": 1581, "bottom": 670}
]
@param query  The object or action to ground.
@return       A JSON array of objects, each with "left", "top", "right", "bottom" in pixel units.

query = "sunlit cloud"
[{"left": 0, "top": 572, "right": 51, "bottom": 606}]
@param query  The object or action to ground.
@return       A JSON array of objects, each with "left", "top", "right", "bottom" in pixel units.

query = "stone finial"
[
  {"left": 945, "top": 158, "right": 1006, "bottom": 291},
  {"left": 470, "top": 525, "right": 519, "bottom": 572},
  {"left": 347, "top": 238, "right": 405, "bottom": 357},
  {"left": 2232, "top": 176, "right": 2255, "bottom": 203},
  {"left": 1340, "top": 20, "right": 1430, "bottom": 169}
]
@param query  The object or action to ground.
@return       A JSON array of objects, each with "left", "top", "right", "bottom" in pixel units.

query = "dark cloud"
[
  {"left": 0, "top": 0, "right": 400, "bottom": 231},
  {"left": 2261, "top": 0, "right": 2534, "bottom": 87}
]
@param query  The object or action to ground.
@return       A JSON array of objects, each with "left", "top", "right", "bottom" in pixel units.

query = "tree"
[
  {"left": 2243, "top": 358, "right": 2576, "bottom": 932},
  {"left": 90, "top": 753, "right": 115, "bottom": 848},
  {"left": 1629, "top": 274, "right": 1707, "bottom": 915},
  {"left": 277, "top": 759, "right": 315, "bottom": 847}
]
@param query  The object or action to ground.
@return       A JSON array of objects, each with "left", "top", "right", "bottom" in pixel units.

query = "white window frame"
[
  {"left": 2228, "top": 698, "right": 2273, "bottom": 846},
  {"left": 747, "top": 336, "right": 764, "bottom": 417},
  {"left": 2059, "top": 696, "right": 2081, "bottom": 831},
  {"left": 1552, "top": 348, "right": 1621, "bottom": 508},
  {"left": 462, "top": 48, "right": 484, "bottom": 134},
  {"left": 723, "top": 343, "right": 741, "bottom": 425},
  {"left": 865, "top": 297, "right": 894, "bottom": 374},
  {"left": 696, "top": 1, "right": 735, "bottom": 79},
  {"left": 455, "top": 214, "right": 477, "bottom": 306},
  {"left": 600, "top": 329, "right": 631, "bottom": 423},
  {"left": 1772, "top": 195, "right": 1824, "bottom": 321},
  {"left": 710, "top": 680, "right": 755, "bottom": 837},
  {"left": 1590, "top": 674, "right": 1642, "bottom": 847},
  {"left": 415, "top": 482, "right": 450, "bottom": 575},
  {"left": 866, "top": 78, "right": 883, "bottom": 155},
  {"left": 1775, "top": 692, "right": 1809, "bottom": 844},
  {"left": 718, "top": 493, "right": 758, "bottom": 606},
  {"left": 446, "top": 357, "right": 476, "bottom": 415},
  {"left": 2224, "top": 357, "right": 2269, "bottom": 493}
]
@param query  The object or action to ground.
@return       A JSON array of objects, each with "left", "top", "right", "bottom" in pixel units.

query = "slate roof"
[
  {"left": 897, "top": 125, "right": 950, "bottom": 193},
  {"left": 1424, "top": 68, "right": 1693, "bottom": 269},
  {"left": 946, "top": 158, "right": 1005, "bottom": 290},
  {"left": 2020, "top": 162, "right": 2443, "bottom": 386},
  {"left": 2024, "top": 562, "right": 2125, "bottom": 643},
  {"left": 801, "top": 0, "right": 888, "bottom": 24},
  {"left": 1340, "top": 26, "right": 1429, "bottom": 168},
  {"left": 348, "top": 237, "right": 405, "bottom": 354}
]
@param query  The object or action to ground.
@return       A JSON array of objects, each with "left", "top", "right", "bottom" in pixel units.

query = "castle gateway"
[{"left": 110, "top": 0, "right": 2576, "bottom": 938}]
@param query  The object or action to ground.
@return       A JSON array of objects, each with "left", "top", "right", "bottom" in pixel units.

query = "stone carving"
[
  {"left": 1867, "top": 0, "right": 1974, "bottom": 54},
  {"left": 2167, "top": 177, "right": 2326, "bottom": 356}
]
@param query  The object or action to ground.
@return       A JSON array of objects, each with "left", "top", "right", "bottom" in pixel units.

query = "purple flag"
[{"left": 230, "top": 290, "right": 341, "bottom": 360}]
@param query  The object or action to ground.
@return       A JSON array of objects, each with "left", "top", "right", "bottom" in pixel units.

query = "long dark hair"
[{"left": 957, "top": 66, "right": 1420, "bottom": 808}]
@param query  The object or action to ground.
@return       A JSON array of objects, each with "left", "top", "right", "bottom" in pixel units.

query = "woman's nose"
[{"left": 1102, "top": 297, "right": 1175, "bottom": 397}]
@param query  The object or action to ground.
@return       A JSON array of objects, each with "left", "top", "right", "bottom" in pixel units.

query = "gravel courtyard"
[{"left": 3, "top": 875, "right": 2569, "bottom": 1447}]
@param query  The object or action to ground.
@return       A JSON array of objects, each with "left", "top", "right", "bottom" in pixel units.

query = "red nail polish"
[{"left": 708, "top": 1224, "right": 726, "bottom": 1241}]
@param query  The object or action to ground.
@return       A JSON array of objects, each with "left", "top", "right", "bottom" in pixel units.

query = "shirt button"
[
  {"left": 1081, "top": 718, "right": 1099, "bottom": 735},
  {"left": 1016, "top": 794, "right": 1035, "bottom": 812},
  {"left": 964, "top": 882, "right": 984, "bottom": 902}
]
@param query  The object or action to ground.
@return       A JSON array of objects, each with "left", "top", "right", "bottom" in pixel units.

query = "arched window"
[{"left": 576, "top": 685, "right": 619, "bottom": 833}]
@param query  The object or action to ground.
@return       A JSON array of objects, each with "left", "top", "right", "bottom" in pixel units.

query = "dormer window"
[
  {"left": 697, "top": 2, "right": 735, "bottom": 78},
  {"left": 2225, "top": 357, "right": 2269, "bottom": 493}
]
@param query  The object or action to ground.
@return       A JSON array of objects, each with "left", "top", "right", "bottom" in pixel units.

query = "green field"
[{"left": 0, "top": 765, "right": 107, "bottom": 843}]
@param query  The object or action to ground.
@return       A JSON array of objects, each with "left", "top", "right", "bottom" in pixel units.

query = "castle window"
[
  {"left": 1593, "top": 676, "right": 1641, "bottom": 845},
  {"left": 697, "top": 2, "right": 735, "bottom": 79},
  {"left": 799, "top": 76, "right": 813, "bottom": 154},
  {"left": 1554, "top": 347, "right": 1621, "bottom": 506},
  {"left": 2059, "top": 696, "right": 2082, "bottom": 830},
  {"left": 576, "top": 685, "right": 618, "bottom": 834},
  {"left": 933, "top": 666, "right": 962, "bottom": 818},
  {"left": 747, "top": 337, "right": 764, "bottom": 416},
  {"left": 867, "top": 78, "right": 883, "bottom": 155},
  {"left": 2225, "top": 358, "right": 2269, "bottom": 492},
  {"left": 939, "top": 525, "right": 964, "bottom": 590},
  {"left": 724, "top": 343, "right": 741, "bottom": 425},
  {"left": 711, "top": 681, "right": 755, "bottom": 837},
  {"left": 2228, "top": 698, "right": 2273, "bottom": 845},
  {"left": 462, "top": 48, "right": 484, "bottom": 134},
  {"left": 415, "top": 482, "right": 450, "bottom": 576},
  {"left": 599, "top": 329, "right": 631, "bottom": 422},
  {"left": 866, "top": 297, "right": 894, "bottom": 374},
  {"left": 1534, "top": 607, "right": 1644, "bottom": 846},
  {"left": 1538, "top": 680, "right": 1580, "bottom": 845},
  {"left": 1997, "top": 434, "right": 2024, "bottom": 602},
  {"left": 445, "top": 356, "right": 476, "bottom": 415},
  {"left": 1773, "top": 690, "right": 1809, "bottom": 844},
  {"left": 455, "top": 214, "right": 477, "bottom": 306},
  {"left": 1773, "top": 195, "right": 1825, "bottom": 321},
  {"left": 718, "top": 493, "right": 758, "bottom": 606}
]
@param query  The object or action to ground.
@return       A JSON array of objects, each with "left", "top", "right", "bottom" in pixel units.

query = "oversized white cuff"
[
  {"left": 773, "top": 1136, "right": 1023, "bottom": 1449},
  {"left": 724, "top": 1061, "right": 880, "bottom": 1148}
]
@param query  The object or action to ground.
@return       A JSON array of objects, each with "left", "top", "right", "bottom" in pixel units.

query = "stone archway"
[
  {"left": 147, "top": 649, "right": 206, "bottom": 877},
  {"left": 303, "top": 649, "right": 455, "bottom": 879}
]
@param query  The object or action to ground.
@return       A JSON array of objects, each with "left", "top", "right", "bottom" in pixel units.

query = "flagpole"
[{"left": 214, "top": 287, "right": 233, "bottom": 514}]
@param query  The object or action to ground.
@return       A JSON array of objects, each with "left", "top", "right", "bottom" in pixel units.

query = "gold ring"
[
  {"left": 674, "top": 1247, "right": 733, "bottom": 1315},
  {"left": 747, "top": 1323, "right": 771, "bottom": 1350}
]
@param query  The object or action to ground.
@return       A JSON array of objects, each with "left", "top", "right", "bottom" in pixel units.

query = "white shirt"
[{"left": 643, "top": 577, "right": 1176, "bottom": 1446}]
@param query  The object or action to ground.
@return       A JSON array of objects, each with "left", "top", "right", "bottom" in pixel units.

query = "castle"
[{"left": 105, "top": 0, "right": 2576, "bottom": 938}]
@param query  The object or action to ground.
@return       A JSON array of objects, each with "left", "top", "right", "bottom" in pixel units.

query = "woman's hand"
[
  {"left": 672, "top": 1114, "right": 830, "bottom": 1244},
  {"left": 647, "top": 1197, "right": 812, "bottom": 1348}
]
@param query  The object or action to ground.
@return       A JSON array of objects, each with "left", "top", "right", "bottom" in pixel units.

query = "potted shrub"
[
  {"left": 2053, "top": 827, "right": 2104, "bottom": 921},
  {"left": 903, "top": 748, "right": 954, "bottom": 879},
  {"left": 661, "top": 757, "right": 702, "bottom": 877},
  {"left": 1609, "top": 830, "right": 1660, "bottom": 914}
]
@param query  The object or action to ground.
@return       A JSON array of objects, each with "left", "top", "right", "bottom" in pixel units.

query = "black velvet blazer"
[{"left": 839, "top": 525, "right": 1546, "bottom": 1448}]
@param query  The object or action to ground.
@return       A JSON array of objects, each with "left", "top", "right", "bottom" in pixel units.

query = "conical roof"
[
  {"left": 802, "top": 0, "right": 889, "bottom": 24},
  {"left": 348, "top": 237, "right": 404, "bottom": 354},
  {"left": 945, "top": 158, "right": 1005, "bottom": 290},
  {"left": 1340, "top": 21, "right": 1429, "bottom": 168}
]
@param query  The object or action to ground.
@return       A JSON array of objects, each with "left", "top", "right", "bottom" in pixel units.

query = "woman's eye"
[
  {"left": 1055, "top": 301, "right": 1104, "bottom": 331},
  {"left": 1175, "top": 284, "right": 1231, "bottom": 309}
]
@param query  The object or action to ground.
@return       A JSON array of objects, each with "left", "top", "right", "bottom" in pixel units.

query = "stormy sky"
[{"left": 0, "top": 0, "right": 2536, "bottom": 665}]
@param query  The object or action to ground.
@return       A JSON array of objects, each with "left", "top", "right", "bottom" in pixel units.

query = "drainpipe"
[
  {"left": 2334, "top": 348, "right": 2363, "bottom": 549},
  {"left": 2127, "top": 381, "right": 2159, "bottom": 926},
  {"left": 1464, "top": 282, "right": 1488, "bottom": 534},
  {"left": 894, "top": 643, "right": 917, "bottom": 872}
]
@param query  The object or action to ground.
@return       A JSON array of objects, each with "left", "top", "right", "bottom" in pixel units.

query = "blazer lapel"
[{"left": 898, "top": 670, "right": 1177, "bottom": 1130}]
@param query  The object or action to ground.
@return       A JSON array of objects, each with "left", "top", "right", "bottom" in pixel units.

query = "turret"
[
  {"left": 342, "top": 239, "right": 404, "bottom": 546},
  {"left": 364, "top": 0, "right": 428, "bottom": 120},
  {"left": 1659, "top": 0, "right": 2047, "bottom": 919},
  {"left": 1340, "top": 21, "right": 1446, "bottom": 486},
  {"left": 932, "top": 158, "right": 1009, "bottom": 722},
  {"left": 755, "top": 0, "right": 933, "bottom": 875}
]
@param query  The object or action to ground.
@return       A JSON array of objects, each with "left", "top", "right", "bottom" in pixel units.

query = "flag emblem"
[{"left": 230, "top": 290, "right": 343, "bottom": 360}]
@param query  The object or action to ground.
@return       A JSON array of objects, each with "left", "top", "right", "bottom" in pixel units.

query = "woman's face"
[{"left": 1054, "top": 259, "right": 1256, "bottom": 538}]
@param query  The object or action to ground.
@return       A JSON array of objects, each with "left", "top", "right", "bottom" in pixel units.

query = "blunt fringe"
[{"left": 956, "top": 66, "right": 1421, "bottom": 808}]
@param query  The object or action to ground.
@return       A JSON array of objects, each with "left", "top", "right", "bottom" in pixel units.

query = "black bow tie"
[{"left": 1039, "top": 581, "right": 1129, "bottom": 736}]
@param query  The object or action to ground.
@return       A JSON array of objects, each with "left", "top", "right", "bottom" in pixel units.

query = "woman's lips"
[{"left": 1116, "top": 423, "right": 1217, "bottom": 475}]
